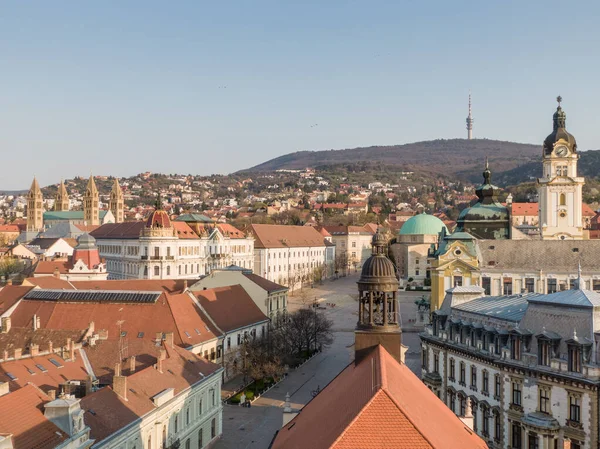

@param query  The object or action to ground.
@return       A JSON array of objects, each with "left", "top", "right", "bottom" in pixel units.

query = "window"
[
  {"left": 512, "top": 423, "right": 522, "bottom": 449},
  {"left": 154, "top": 266, "right": 159, "bottom": 276},
  {"left": 511, "top": 336, "right": 521, "bottom": 360},
  {"left": 449, "top": 358, "right": 455, "bottom": 380},
  {"left": 494, "top": 413, "right": 501, "bottom": 441},
  {"left": 568, "top": 345, "right": 582, "bottom": 373},
  {"left": 352, "top": 241, "right": 356, "bottom": 248},
  {"left": 539, "top": 387, "right": 550, "bottom": 414},
  {"left": 470, "top": 366, "right": 477, "bottom": 389},
  {"left": 482, "top": 371, "right": 489, "bottom": 394},
  {"left": 433, "top": 353, "right": 439, "bottom": 373},
  {"left": 166, "top": 266, "right": 171, "bottom": 276},
  {"left": 538, "top": 340, "right": 550, "bottom": 366},
  {"left": 512, "top": 382, "right": 522, "bottom": 406},
  {"left": 482, "top": 277, "right": 491, "bottom": 295},
  {"left": 227, "top": 336, "right": 231, "bottom": 349},
  {"left": 482, "top": 407, "right": 489, "bottom": 435},
  {"left": 503, "top": 278, "right": 513, "bottom": 295},
  {"left": 199, "top": 398, "right": 203, "bottom": 414},
  {"left": 175, "top": 414, "right": 178, "bottom": 433},
  {"left": 211, "top": 418, "right": 216, "bottom": 438},
  {"left": 198, "top": 429, "right": 203, "bottom": 448},
  {"left": 148, "top": 435, "right": 152, "bottom": 449},
  {"left": 525, "top": 278, "right": 535, "bottom": 293},
  {"left": 415, "top": 259, "right": 420, "bottom": 265},
  {"left": 569, "top": 395, "right": 581, "bottom": 422},
  {"left": 212, "top": 389, "right": 216, "bottom": 406},
  {"left": 459, "top": 396, "right": 466, "bottom": 416},
  {"left": 547, "top": 278, "right": 557, "bottom": 294},
  {"left": 421, "top": 347, "right": 428, "bottom": 370},
  {"left": 454, "top": 276, "right": 463, "bottom": 287},
  {"left": 186, "top": 407, "right": 190, "bottom": 425},
  {"left": 528, "top": 432, "right": 538, "bottom": 449},
  {"left": 459, "top": 362, "right": 466, "bottom": 385},
  {"left": 560, "top": 193, "right": 566, "bottom": 205},
  {"left": 154, "top": 247, "right": 160, "bottom": 258}
]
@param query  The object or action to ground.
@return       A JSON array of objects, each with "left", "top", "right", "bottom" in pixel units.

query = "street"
[{"left": 214, "top": 274, "right": 427, "bottom": 449}]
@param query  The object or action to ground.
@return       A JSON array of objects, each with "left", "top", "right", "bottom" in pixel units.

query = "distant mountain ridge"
[{"left": 241, "top": 139, "right": 541, "bottom": 183}]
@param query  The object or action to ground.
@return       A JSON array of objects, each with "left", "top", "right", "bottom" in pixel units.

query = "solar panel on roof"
[{"left": 24, "top": 289, "right": 162, "bottom": 304}]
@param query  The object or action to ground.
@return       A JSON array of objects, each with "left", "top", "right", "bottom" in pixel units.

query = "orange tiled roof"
[
  {"left": 0, "top": 285, "right": 34, "bottom": 315},
  {"left": 510, "top": 202, "right": 596, "bottom": 217},
  {"left": 81, "top": 344, "right": 221, "bottom": 443},
  {"left": 249, "top": 224, "right": 326, "bottom": 249},
  {"left": 34, "top": 260, "right": 72, "bottom": 275},
  {"left": 0, "top": 384, "right": 68, "bottom": 449},
  {"left": 271, "top": 345, "right": 486, "bottom": 449},
  {"left": 172, "top": 221, "right": 200, "bottom": 239},
  {"left": 0, "top": 225, "right": 20, "bottom": 233}
]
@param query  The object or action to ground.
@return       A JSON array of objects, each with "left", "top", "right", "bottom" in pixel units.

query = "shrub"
[
  {"left": 244, "top": 390, "right": 255, "bottom": 401},
  {"left": 229, "top": 393, "right": 242, "bottom": 404}
]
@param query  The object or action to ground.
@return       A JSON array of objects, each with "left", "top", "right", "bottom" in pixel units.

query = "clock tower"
[{"left": 537, "top": 97, "right": 585, "bottom": 240}]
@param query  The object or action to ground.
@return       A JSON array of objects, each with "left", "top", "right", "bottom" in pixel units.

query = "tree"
[
  {"left": 278, "top": 309, "right": 333, "bottom": 358},
  {"left": 0, "top": 258, "right": 22, "bottom": 281}
]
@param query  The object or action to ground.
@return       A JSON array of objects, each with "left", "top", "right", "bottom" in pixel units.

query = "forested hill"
[{"left": 241, "top": 139, "right": 541, "bottom": 182}]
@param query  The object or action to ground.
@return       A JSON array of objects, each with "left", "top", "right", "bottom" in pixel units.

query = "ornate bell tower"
[
  {"left": 537, "top": 97, "right": 584, "bottom": 240},
  {"left": 355, "top": 229, "right": 405, "bottom": 364},
  {"left": 54, "top": 180, "right": 69, "bottom": 211},
  {"left": 84, "top": 175, "right": 100, "bottom": 226},
  {"left": 109, "top": 178, "right": 124, "bottom": 223},
  {"left": 26, "top": 177, "right": 44, "bottom": 232}
]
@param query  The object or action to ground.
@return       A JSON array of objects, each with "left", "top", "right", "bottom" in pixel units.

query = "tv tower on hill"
[{"left": 466, "top": 92, "right": 474, "bottom": 140}]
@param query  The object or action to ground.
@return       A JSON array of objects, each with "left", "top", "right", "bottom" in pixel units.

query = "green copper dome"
[{"left": 399, "top": 213, "right": 448, "bottom": 236}]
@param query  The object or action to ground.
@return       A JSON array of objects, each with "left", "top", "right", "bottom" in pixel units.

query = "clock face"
[{"left": 555, "top": 145, "right": 568, "bottom": 157}]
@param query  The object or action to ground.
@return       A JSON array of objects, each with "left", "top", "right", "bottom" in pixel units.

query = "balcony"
[
  {"left": 141, "top": 255, "right": 148, "bottom": 260},
  {"left": 166, "top": 256, "right": 175, "bottom": 260},
  {"left": 150, "top": 256, "right": 163, "bottom": 261}
]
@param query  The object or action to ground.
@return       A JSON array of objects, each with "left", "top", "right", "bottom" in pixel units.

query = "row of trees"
[{"left": 225, "top": 308, "right": 334, "bottom": 383}]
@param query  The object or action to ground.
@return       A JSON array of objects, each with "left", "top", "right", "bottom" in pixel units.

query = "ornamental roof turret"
[
  {"left": 358, "top": 228, "right": 398, "bottom": 293},
  {"left": 543, "top": 96, "right": 577, "bottom": 156}
]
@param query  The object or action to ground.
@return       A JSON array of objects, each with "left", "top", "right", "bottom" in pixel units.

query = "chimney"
[
  {"left": 85, "top": 375, "right": 93, "bottom": 396},
  {"left": 53, "top": 267, "right": 60, "bottom": 279},
  {"left": 48, "top": 340, "right": 53, "bottom": 353},
  {"left": 69, "top": 340, "right": 75, "bottom": 361},
  {"left": 1, "top": 317, "right": 10, "bottom": 333},
  {"left": 33, "top": 314, "right": 39, "bottom": 331},
  {"left": 6, "top": 279, "right": 12, "bottom": 286},
  {"left": 47, "top": 389, "right": 56, "bottom": 400},
  {"left": 155, "top": 332, "right": 162, "bottom": 344},
  {"left": 165, "top": 332, "right": 174, "bottom": 348},
  {"left": 115, "top": 362, "right": 121, "bottom": 377},
  {"left": 156, "top": 349, "right": 166, "bottom": 373},
  {"left": 459, "top": 399, "right": 474, "bottom": 430},
  {"left": 30, "top": 344, "right": 39, "bottom": 357},
  {"left": 113, "top": 362, "right": 127, "bottom": 400},
  {"left": 129, "top": 355, "right": 136, "bottom": 373},
  {"left": 14, "top": 348, "right": 22, "bottom": 359},
  {"left": 2, "top": 350, "right": 8, "bottom": 360}
]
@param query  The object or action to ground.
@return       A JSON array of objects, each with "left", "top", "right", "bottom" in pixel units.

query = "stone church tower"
[
  {"left": 355, "top": 229, "right": 405, "bottom": 364},
  {"left": 109, "top": 178, "right": 124, "bottom": 223},
  {"left": 26, "top": 177, "right": 44, "bottom": 232},
  {"left": 54, "top": 180, "right": 69, "bottom": 211},
  {"left": 537, "top": 97, "right": 585, "bottom": 240},
  {"left": 84, "top": 175, "right": 100, "bottom": 226}
]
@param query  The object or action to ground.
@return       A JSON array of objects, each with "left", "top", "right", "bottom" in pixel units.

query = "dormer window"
[
  {"left": 511, "top": 336, "right": 521, "bottom": 360},
  {"left": 568, "top": 345, "right": 582, "bottom": 373},
  {"left": 539, "top": 340, "right": 550, "bottom": 366}
]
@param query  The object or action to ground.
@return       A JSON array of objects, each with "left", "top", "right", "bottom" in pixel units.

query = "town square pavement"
[{"left": 214, "top": 274, "right": 427, "bottom": 449}]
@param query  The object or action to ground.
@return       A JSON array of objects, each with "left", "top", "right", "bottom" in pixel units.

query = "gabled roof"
[
  {"left": 0, "top": 285, "right": 34, "bottom": 315},
  {"left": 249, "top": 224, "right": 326, "bottom": 248},
  {"left": 0, "top": 384, "right": 68, "bottom": 449},
  {"left": 172, "top": 221, "right": 200, "bottom": 239},
  {"left": 193, "top": 285, "right": 269, "bottom": 332},
  {"left": 270, "top": 345, "right": 486, "bottom": 449},
  {"left": 34, "top": 260, "right": 72, "bottom": 274}
]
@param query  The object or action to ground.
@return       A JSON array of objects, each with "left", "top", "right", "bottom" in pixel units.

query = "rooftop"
[{"left": 453, "top": 293, "right": 538, "bottom": 322}]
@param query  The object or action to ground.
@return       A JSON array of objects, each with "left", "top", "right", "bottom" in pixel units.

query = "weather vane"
[{"left": 557, "top": 95, "right": 562, "bottom": 106}]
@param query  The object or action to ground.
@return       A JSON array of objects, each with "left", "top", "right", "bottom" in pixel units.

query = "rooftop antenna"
[
  {"left": 466, "top": 91, "right": 474, "bottom": 140},
  {"left": 577, "top": 258, "right": 583, "bottom": 290},
  {"left": 117, "top": 319, "right": 128, "bottom": 360}
]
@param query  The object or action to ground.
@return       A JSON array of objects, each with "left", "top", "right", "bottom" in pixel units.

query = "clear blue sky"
[{"left": 2, "top": 1, "right": 600, "bottom": 189}]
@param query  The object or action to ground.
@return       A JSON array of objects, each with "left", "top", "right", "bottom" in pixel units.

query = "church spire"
[
  {"left": 84, "top": 174, "right": 100, "bottom": 226},
  {"left": 466, "top": 92, "right": 474, "bottom": 140},
  {"left": 553, "top": 95, "right": 567, "bottom": 130},
  {"left": 54, "top": 179, "right": 69, "bottom": 212},
  {"left": 109, "top": 178, "right": 124, "bottom": 223},
  {"left": 26, "top": 177, "right": 44, "bottom": 232}
]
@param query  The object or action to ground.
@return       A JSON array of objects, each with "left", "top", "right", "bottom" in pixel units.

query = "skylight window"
[
  {"left": 6, "top": 373, "right": 17, "bottom": 381},
  {"left": 137, "top": 332, "right": 144, "bottom": 338},
  {"left": 120, "top": 331, "right": 127, "bottom": 337},
  {"left": 184, "top": 331, "right": 191, "bottom": 338},
  {"left": 26, "top": 367, "right": 35, "bottom": 375},
  {"left": 36, "top": 364, "right": 48, "bottom": 373},
  {"left": 194, "top": 328, "right": 201, "bottom": 335},
  {"left": 49, "top": 358, "right": 63, "bottom": 368}
]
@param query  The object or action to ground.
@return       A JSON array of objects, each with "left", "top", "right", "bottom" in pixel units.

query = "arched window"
[{"left": 560, "top": 193, "right": 566, "bottom": 206}]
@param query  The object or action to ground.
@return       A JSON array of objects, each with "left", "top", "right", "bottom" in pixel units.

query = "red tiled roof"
[
  {"left": 81, "top": 344, "right": 221, "bottom": 443},
  {"left": 271, "top": 345, "right": 486, "bottom": 449},
  {"left": 0, "top": 285, "right": 34, "bottom": 315},
  {"left": 22, "top": 277, "right": 76, "bottom": 289},
  {"left": 172, "top": 221, "right": 199, "bottom": 239},
  {"left": 74, "top": 224, "right": 100, "bottom": 233},
  {"left": 193, "top": 285, "right": 268, "bottom": 332},
  {"left": 0, "top": 225, "right": 20, "bottom": 233},
  {"left": 34, "top": 260, "right": 71, "bottom": 275},
  {"left": 0, "top": 384, "right": 68, "bottom": 449},
  {"left": 510, "top": 202, "right": 596, "bottom": 217},
  {"left": 90, "top": 222, "right": 145, "bottom": 239},
  {"left": 249, "top": 224, "right": 326, "bottom": 249}
]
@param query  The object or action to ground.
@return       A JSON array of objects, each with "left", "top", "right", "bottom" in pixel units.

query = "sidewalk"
[{"left": 220, "top": 374, "right": 248, "bottom": 400}]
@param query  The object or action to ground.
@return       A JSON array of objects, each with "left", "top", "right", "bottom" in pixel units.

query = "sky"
[{"left": 2, "top": 1, "right": 600, "bottom": 189}]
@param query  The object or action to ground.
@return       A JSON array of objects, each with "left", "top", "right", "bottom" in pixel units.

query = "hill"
[{"left": 242, "top": 139, "right": 541, "bottom": 183}]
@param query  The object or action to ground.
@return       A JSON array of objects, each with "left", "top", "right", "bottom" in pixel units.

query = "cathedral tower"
[
  {"left": 54, "top": 180, "right": 69, "bottom": 211},
  {"left": 109, "top": 178, "right": 124, "bottom": 223},
  {"left": 84, "top": 175, "right": 100, "bottom": 226},
  {"left": 466, "top": 92, "right": 474, "bottom": 140},
  {"left": 26, "top": 177, "right": 44, "bottom": 232},
  {"left": 355, "top": 229, "right": 405, "bottom": 364},
  {"left": 537, "top": 97, "right": 584, "bottom": 240}
]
